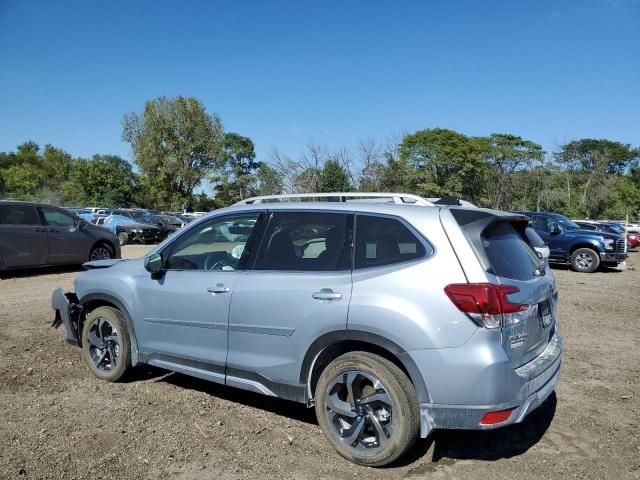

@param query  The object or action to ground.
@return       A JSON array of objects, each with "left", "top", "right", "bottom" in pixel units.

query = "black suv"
[{"left": 0, "top": 200, "right": 120, "bottom": 271}]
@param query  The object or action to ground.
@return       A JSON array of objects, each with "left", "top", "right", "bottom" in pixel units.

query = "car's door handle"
[
  {"left": 207, "top": 284, "right": 230, "bottom": 294},
  {"left": 312, "top": 289, "right": 342, "bottom": 301},
  {"left": 33, "top": 228, "right": 46, "bottom": 233}
]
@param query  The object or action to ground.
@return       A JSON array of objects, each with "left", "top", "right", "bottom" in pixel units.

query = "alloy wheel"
[
  {"left": 575, "top": 252, "right": 593, "bottom": 270},
  {"left": 324, "top": 370, "right": 395, "bottom": 451},
  {"left": 90, "top": 247, "right": 112, "bottom": 261},
  {"left": 86, "top": 318, "right": 120, "bottom": 372}
]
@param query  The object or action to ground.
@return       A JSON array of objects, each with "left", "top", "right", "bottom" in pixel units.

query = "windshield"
[
  {"left": 105, "top": 215, "right": 137, "bottom": 226},
  {"left": 552, "top": 214, "right": 581, "bottom": 230},
  {"left": 162, "top": 215, "right": 183, "bottom": 225},
  {"left": 130, "top": 211, "right": 150, "bottom": 221}
]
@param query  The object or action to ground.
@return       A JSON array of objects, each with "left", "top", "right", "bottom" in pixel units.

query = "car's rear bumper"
[{"left": 412, "top": 332, "right": 562, "bottom": 437}]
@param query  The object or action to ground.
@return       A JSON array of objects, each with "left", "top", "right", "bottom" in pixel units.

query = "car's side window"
[
  {"left": 0, "top": 205, "right": 41, "bottom": 225},
  {"left": 531, "top": 216, "right": 550, "bottom": 232},
  {"left": 253, "top": 212, "right": 353, "bottom": 271},
  {"left": 41, "top": 208, "right": 76, "bottom": 227},
  {"left": 354, "top": 215, "right": 430, "bottom": 269},
  {"left": 165, "top": 213, "right": 262, "bottom": 271}
]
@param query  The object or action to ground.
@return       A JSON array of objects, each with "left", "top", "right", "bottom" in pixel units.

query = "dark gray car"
[{"left": 0, "top": 200, "right": 121, "bottom": 270}]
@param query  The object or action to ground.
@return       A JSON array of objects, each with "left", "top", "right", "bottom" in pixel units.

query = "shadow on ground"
[
  {"left": 159, "top": 371, "right": 318, "bottom": 425},
  {"left": 126, "top": 368, "right": 557, "bottom": 467}
]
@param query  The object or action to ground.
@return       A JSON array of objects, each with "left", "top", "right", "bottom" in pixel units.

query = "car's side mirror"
[
  {"left": 78, "top": 220, "right": 87, "bottom": 231},
  {"left": 144, "top": 253, "right": 164, "bottom": 274}
]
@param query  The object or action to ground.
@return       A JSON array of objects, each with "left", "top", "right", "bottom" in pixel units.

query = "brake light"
[{"left": 444, "top": 283, "right": 528, "bottom": 328}]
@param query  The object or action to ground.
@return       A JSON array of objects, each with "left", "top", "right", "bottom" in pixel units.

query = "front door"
[
  {"left": 227, "top": 211, "right": 353, "bottom": 397},
  {"left": 134, "top": 212, "right": 263, "bottom": 384},
  {"left": 39, "top": 207, "right": 89, "bottom": 264},
  {"left": 531, "top": 215, "right": 564, "bottom": 260}
]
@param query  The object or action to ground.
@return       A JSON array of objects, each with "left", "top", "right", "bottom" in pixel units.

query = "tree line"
[{"left": 1, "top": 95, "right": 639, "bottom": 219}]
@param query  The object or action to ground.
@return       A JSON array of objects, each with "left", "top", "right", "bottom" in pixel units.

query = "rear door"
[
  {"left": 480, "top": 220, "right": 557, "bottom": 368},
  {"left": 39, "top": 207, "right": 89, "bottom": 264},
  {"left": 226, "top": 211, "right": 353, "bottom": 396},
  {"left": 0, "top": 204, "right": 48, "bottom": 268}
]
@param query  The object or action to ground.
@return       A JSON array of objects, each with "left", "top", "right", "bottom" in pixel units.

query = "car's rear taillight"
[{"left": 444, "top": 283, "right": 528, "bottom": 329}]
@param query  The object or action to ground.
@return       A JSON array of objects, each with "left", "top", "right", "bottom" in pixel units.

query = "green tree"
[
  {"left": 602, "top": 176, "right": 640, "bottom": 219},
  {"left": 319, "top": 160, "right": 351, "bottom": 192},
  {"left": 481, "top": 133, "right": 544, "bottom": 210},
  {"left": 255, "top": 164, "right": 283, "bottom": 196},
  {"left": 1, "top": 163, "right": 46, "bottom": 198},
  {"left": 122, "top": 96, "right": 225, "bottom": 210},
  {"left": 399, "top": 128, "right": 489, "bottom": 203},
  {"left": 212, "top": 132, "right": 260, "bottom": 206},
  {"left": 554, "top": 139, "right": 640, "bottom": 218},
  {"left": 64, "top": 155, "right": 138, "bottom": 207},
  {"left": 0, "top": 141, "right": 46, "bottom": 199}
]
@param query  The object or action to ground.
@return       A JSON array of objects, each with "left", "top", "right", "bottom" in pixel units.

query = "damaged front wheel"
[{"left": 81, "top": 306, "right": 131, "bottom": 382}]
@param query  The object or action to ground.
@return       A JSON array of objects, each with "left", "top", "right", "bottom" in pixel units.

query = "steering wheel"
[{"left": 204, "top": 255, "right": 233, "bottom": 271}]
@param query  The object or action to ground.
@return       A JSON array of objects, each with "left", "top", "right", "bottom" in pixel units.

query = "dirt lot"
[{"left": 1, "top": 246, "right": 639, "bottom": 480}]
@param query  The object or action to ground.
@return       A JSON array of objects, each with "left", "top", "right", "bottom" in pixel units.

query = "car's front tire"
[
  {"left": 117, "top": 232, "right": 129, "bottom": 246},
  {"left": 89, "top": 243, "right": 114, "bottom": 261},
  {"left": 81, "top": 307, "right": 131, "bottom": 382},
  {"left": 314, "top": 351, "right": 420, "bottom": 467},
  {"left": 570, "top": 247, "right": 600, "bottom": 273}
]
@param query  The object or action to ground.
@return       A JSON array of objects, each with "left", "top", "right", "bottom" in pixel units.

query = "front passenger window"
[
  {"left": 42, "top": 208, "right": 76, "bottom": 227},
  {"left": 165, "top": 213, "right": 261, "bottom": 271}
]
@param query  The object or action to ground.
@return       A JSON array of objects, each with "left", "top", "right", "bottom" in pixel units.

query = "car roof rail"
[{"left": 233, "top": 192, "right": 436, "bottom": 206}]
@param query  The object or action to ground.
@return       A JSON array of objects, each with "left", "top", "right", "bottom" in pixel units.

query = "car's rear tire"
[
  {"left": 81, "top": 306, "right": 131, "bottom": 382},
  {"left": 570, "top": 247, "right": 600, "bottom": 273},
  {"left": 89, "top": 243, "right": 114, "bottom": 261},
  {"left": 314, "top": 351, "right": 420, "bottom": 467},
  {"left": 117, "top": 232, "right": 129, "bottom": 246}
]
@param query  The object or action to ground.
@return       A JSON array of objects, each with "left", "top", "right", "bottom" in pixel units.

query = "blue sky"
[{"left": 1, "top": 0, "right": 639, "bottom": 166}]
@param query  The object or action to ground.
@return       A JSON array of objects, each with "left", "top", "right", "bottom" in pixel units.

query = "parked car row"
[
  {"left": 0, "top": 201, "right": 200, "bottom": 270},
  {"left": 572, "top": 220, "right": 640, "bottom": 249},
  {"left": 517, "top": 211, "right": 628, "bottom": 273},
  {"left": 72, "top": 208, "right": 192, "bottom": 246}
]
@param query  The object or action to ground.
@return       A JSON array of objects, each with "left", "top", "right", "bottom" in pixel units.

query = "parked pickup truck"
[{"left": 515, "top": 211, "right": 627, "bottom": 273}]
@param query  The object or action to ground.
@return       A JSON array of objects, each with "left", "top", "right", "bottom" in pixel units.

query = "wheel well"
[
  {"left": 80, "top": 299, "right": 119, "bottom": 331},
  {"left": 307, "top": 340, "right": 415, "bottom": 400},
  {"left": 80, "top": 297, "right": 139, "bottom": 365},
  {"left": 569, "top": 243, "right": 599, "bottom": 256}
]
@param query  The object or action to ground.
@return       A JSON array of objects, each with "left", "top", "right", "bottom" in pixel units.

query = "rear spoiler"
[{"left": 450, "top": 208, "right": 530, "bottom": 231}]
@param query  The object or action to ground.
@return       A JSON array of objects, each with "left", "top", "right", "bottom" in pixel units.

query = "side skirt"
[{"left": 141, "top": 352, "right": 307, "bottom": 403}]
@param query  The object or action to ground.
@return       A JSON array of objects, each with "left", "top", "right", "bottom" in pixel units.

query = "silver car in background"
[{"left": 52, "top": 193, "right": 562, "bottom": 466}]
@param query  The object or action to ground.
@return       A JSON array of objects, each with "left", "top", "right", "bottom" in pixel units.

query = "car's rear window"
[{"left": 482, "top": 222, "right": 542, "bottom": 280}]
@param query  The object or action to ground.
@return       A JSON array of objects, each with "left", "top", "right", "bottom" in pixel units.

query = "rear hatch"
[{"left": 449, "top": 209, "right": 558, "bottom": 368}]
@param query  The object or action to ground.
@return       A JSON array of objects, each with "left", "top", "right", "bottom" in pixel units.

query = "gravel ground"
[{"left": 0, "top": 246, "right": 638, "bottom": 479}]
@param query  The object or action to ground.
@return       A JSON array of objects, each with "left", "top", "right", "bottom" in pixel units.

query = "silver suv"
[{"left": 52, "top": 193, "right": 562, "bottom": 467}]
